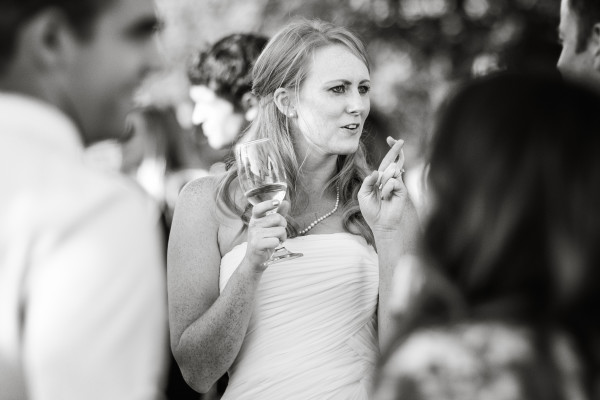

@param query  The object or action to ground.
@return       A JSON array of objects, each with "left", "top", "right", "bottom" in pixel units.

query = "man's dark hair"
[
  {"left": 569, "top": 0, "right": 600, "bottom": 52},
  {"left": 187, "top": 33, "right": 268, "bottom": 109},
  {"left": 0, "top": 0, "right": 109, "bottom": 72}
]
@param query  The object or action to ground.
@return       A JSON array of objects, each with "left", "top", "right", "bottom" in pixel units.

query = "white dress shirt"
[{"left": 0, "top": 94, "right": 169, "bottom": 400}]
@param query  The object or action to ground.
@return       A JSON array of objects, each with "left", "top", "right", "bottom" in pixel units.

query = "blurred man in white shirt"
[{"left": 0, "top": 0, "right": 169, "bottom": 399}]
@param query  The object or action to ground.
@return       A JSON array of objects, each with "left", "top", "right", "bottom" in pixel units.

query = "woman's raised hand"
[
  {"left": 244, "top": 200, "right": 289, "bottom": 272},
  {"left": 358, "top": 137, "right": 411, "bottom": 238}
]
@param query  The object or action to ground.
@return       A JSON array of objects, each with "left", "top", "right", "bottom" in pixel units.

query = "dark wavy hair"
[
  {"left": 187, "top": 33, "right": 268, "bottom": 110},
  {"left": 419, "top": 72, "right": 600, "bottom": 394},
  {"left": 425, "top": 72, "right": 600, "bottom": 314},
  {"left": 217, "top": 19, "right": 374, "bottom": 245},
  {"left": 568, "top": 0, "right": 600, "bottom": 52},
  {"left": 0, "top": 0, "right": 109, "bottom": 72}
]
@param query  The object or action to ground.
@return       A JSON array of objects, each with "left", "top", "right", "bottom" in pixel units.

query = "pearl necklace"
[{"left": 298, "top": 186, "right": 340, "bottom": 236}]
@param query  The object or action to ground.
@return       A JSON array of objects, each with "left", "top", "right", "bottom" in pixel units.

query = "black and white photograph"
[{"left": 1, "top": 0, "right": 599, "bottom": 399}]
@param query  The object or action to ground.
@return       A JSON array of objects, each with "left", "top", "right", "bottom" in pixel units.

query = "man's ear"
[
  {"left": 273, "top": 87, "right": 296, "bottom": 118},
  {"left": 241, "top": 91, "right": 258, "bottom": 121},
  {"left": 591, "top": 23, "right": 600, "bottom": 72},
  {"left": 18, "top": 8, "right": 77, "bottom": 73}
]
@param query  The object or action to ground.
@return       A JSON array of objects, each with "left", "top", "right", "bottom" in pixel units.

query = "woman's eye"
[
  {"left": 359, "top": 85, "right": 371, "bottom": 95},
  {"left": 330, "top": 86, "right": 345, "bottom": 94}
]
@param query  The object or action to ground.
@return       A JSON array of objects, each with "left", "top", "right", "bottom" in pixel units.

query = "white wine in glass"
[
  {"left": 244, "top": 182, "right": 287, "bottom": 206},
  {"left": 237, "top": 138, "right": 303, "bottom": 264}
]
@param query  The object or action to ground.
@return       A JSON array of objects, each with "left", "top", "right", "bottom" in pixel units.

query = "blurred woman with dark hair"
[{"left": 374, "top": 73, "right": 600, "bottom": 400}]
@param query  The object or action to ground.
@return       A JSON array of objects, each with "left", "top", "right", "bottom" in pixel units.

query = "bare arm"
[
  {"left": 167, "top": 176, "right": 287, "bottom": 393},
  {"left": 372, "top": 206, "right": 420, "bottom": 351},
  {"left": 358, "top": 138, "right": 421, "bottom": 351}
]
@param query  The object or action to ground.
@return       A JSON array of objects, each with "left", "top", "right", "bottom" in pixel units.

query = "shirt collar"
[{"left": 0, "top": 92, "right": 84, "bottom": 158}]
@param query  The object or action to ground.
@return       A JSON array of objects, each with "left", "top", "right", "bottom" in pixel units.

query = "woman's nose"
[
  {"left": 346, "top": 91, "right": 367, "bottom": 114},
  {"left": 191, "top": 103, "right": 206, "bottom": 126}
]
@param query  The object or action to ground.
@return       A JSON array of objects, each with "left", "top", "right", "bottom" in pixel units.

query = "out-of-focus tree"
[{"left": 143, "top": 0, "right": 561, "bottom": 165}]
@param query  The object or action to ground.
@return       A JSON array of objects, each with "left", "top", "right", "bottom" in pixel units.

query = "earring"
[{"left": 288, "top": 110, "right": 296, "bottom": 118}]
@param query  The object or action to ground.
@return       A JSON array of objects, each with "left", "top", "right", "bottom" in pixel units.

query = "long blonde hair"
[{"left": 219, "top": 19, "right": 374, "bottom": 245}]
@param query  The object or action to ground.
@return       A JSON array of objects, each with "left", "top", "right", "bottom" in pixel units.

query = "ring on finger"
[{"left": 394, "top": 168, "right": 405, "bottom": 179}]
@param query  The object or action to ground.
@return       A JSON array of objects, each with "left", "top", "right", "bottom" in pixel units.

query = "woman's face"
[
  {"left": 291, "top": 44, "right": 371, "bottom": 156},
  {"left": 189, "top": 85, "right": 246, "bottom": 150}
]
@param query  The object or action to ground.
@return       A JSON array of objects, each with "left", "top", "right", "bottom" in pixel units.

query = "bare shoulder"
[
  {"left": 176, "top": 173, "right": 243, "bottom": 215},
  {"left": 176, "top": 174, "right": 222, "bottom": 211},
  {"left": 168, "top": 175, "right": 223, "bottom": 264},
  {"left": 170, "top": 172, "right": 245, "bottom": 257}
]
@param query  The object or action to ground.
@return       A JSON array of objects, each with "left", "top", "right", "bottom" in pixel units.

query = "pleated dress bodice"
[{"left": 219, "top": 232, "right": 379, "bottom": 400}]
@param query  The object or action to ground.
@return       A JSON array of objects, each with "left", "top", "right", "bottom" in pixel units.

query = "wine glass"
[{"left": 237, "top": 138, "right": 303, "bottom": 264}]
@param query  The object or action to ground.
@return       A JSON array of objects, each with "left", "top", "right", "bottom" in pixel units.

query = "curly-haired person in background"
[{"left": 188, "top": 33, "right": 268, "bottom": 169}]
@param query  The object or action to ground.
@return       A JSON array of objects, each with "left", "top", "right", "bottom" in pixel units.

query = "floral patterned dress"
[{"left": 374, "top": 322, "right": 587, "bottom": 400}]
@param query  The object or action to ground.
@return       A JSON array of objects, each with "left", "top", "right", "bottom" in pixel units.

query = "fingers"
[
  {"left": 246, "top": 200, "right": 289, "bottom": 270},
  {"left": 377, "top": 161, "right": 406, "bottom": 186},
  {"left": 246, "top": 222, "right": 287, "bottom": 269},
  {"left": 396, "top": 148, "right": 405, "bottom": 172},
  {"left": 358, "top": 170, "right": 379, "bottom": 200},
  {"left": 249, "top": 210, "right": 287, "bottom": 229},
  {"left": 251, "top": 227, "right": 287, "bottom": 250},
  {"left": 361, "top": 168, "right": 406, "bottom": 202},
  {"left": 377, "top": 138, "right": 406, "bottom": 189},
  {"left": 378, "top": 137, "right": 405, "bottom": 174},
  {"left": 251, "top": 199, "right": 283, "bottom": 218},
  {"left": 277, "top": 200, "right": 291, "bottom": 218},
  {"left": 380, "top": 177, "right": 404, "bottom": 200},
  {"left": 249, "top": 200, "right": 287, "bottom": 246}
]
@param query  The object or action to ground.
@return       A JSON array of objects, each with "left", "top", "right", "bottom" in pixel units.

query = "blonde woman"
[{"left": 168, "top": 19, "right": 418, "bottom": 399}]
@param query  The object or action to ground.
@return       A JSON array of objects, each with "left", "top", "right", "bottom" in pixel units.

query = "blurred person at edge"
[
  {"left": 373, "top": 73, "right": 600, "bottom": 400},
  {"left": 121, "top": 106, "right": 209, "bottom": 230},
  {"left": 0, "top": 0, "right": 170, "bottom": 399},
  {"left": 187, "top": 33, "right": 268, "bottom": 173},
  {"left": 558, "top": 0, "right": 600, "bottom": 84}
]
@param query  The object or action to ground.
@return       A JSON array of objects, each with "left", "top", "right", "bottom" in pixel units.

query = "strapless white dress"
[{"left": 219, "top": 232, "right": 379, "bottom": 400}]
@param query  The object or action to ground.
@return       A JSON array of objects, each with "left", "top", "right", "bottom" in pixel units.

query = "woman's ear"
[
  {"left": 273, "top": 88, "right": 296, "bottom": 118},
  {"left": 241, "top": 92, "right": 258, "bottom": 121}
]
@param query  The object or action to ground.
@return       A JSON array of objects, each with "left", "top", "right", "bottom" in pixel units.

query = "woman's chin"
[{"left": 336, "top": 140, "right": 361, "bottom": 155}]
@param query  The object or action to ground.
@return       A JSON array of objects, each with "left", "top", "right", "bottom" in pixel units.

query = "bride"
[{"left": 167, "top": 18, "right": 419, "bottom": 399}]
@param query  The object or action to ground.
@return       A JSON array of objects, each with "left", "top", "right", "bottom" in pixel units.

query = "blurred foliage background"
[{"left": 142, "top": 0, "right": 561, "bottom": 166}]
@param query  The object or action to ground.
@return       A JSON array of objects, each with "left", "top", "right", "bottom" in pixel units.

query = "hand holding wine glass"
[{"left": 237, "top": 138, "right": 303, "bottom": 266}]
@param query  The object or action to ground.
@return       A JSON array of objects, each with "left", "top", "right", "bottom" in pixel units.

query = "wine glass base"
[{"left": 267, "top": 247, "right": 303, "bottom": 265}]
